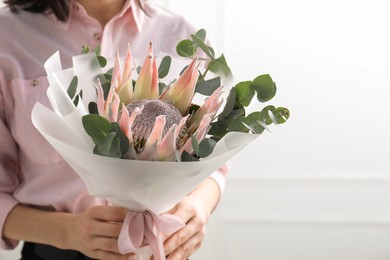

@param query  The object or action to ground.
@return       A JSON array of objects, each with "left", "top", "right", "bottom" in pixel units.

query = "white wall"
[
  {"left": 181, "top": 0, "right": 390, "bottom": 259},
  {"left": 165, "top": 0, "right": 390, "bottom": 177}
]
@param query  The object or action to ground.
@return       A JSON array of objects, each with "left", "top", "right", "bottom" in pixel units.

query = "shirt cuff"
[
  {"left": 208, "top": 163, "right": 229, "bottom": 211},
  {"left": 0, "top": 194, "right": 20, "bottom": 249}
]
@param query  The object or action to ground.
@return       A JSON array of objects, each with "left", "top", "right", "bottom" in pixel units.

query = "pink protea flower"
[{"left": 97, "top": 44, "right": 223, "bottom": 161}]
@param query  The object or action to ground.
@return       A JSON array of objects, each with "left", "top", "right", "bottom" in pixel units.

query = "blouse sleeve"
[{"left": 0, "top": 75, "right": 21, "bottom": 249}]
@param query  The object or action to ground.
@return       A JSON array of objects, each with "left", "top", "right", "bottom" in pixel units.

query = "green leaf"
[
  {"left": 191, "top": 136, "right": 199, "bottom": 155},
  {"left": 235, "top": 81, "right": 254, "bottom": 107},
  {"left": 191, "top": 33, "right": 214, "bottom": 59},
  {"left": 195, "top": 77, "right": 221, "bottom": 96},
  {"left": 271, "top": 107, "right": 290, "bottom": 124},
  {"left": 73, "top": 94, "right": 80, "bottom": 107},
  {"left": 198, "top": 138, "right": 217, "bottom": 158},
  {"left": 181, "top": 151, "right": 199, "bottom": 162},
  {"left": 176, "top": 39, "right": 196, "bottom": 57},
  {"left": 194, "top": 28, "right": 207, "bottom": 41},
  {"left": 93, "top": 45, "right": 102, "bottom": 56},
  {"left": 218, "top": 88, "right": 237, "bottom": 120},
  {"left": 95, "top": 132, "right": 122, "bottom": 158},
  {"left": 67, "top": 76, "right": 78, "bottom": 100},
  {"left": 241, "top": 114, "right": 266, "bottom": 134},
  {"left": 158, "top": 82, "right": 167, "bottom": 95},
  {"left": 158, "top": 55, "right": 172, "bottom": 78},
  {"left": 208, "top": 121, "right": 228, "bottom": 140},
  {"left": 219, "top": 108, "right": 246, "bottom": 127},
  {"left": 208, "top": 55, "right": 231, "bottom": 77},
  {"left": 208, "top": 46, "right": 215, "bottom": 57},
  {"left": 88, "top": 102, "right": 99, "bottom": 115},
  {"left": 227, "top": 116, "right": 249, "bottom": 133},
  {"left": 97, "top": 56, "right": 107, "bottom": 68},
  {"left": 111, "top": 122, "right": 129, "bottom": 156},
  {"left": 82, "top": 114, "right": 111, "bottom": 140},
  {"left": 251, "top": 74, "right": 277, "bottom": 102}
]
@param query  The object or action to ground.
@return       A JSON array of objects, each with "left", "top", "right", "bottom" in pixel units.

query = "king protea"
[{"left": 97, "top": 43, "right": 223, "bottom": 161}]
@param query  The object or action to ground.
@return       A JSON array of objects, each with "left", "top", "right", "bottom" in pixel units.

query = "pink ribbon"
[{"left": 118, "top": 210, "right": 185, "bottom": 260}]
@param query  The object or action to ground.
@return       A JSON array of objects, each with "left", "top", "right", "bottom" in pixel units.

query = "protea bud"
[
  {"left": 160, "top": 57, "right": 199, "bottom": 115},
  {"left": 133, "top": 43, "right": 159, "bottom": 101}
]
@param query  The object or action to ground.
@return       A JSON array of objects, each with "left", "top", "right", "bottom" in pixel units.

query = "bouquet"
[{"left": 31, "top": 29, "right": 289, "bottom": 259}]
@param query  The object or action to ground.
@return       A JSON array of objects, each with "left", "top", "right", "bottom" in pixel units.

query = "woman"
[{"left": 0, "top": 0, "right": 227, "bottom": 259}]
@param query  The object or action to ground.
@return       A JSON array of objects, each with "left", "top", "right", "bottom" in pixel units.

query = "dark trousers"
[{"left": 21, "top": 242, "right": 94, "bottom": 260}]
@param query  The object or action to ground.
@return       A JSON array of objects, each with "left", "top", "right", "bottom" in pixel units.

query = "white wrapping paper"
[{"left": 32, "top": 52, "right": 260, "bottom": 214}]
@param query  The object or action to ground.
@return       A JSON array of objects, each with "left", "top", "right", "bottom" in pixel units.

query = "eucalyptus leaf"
[
  {"left": 158, "top": 82, "right": 167, "bottom": 95},
  {"left": 194, "top": 28, "right": 207, "bottom": 41},
  {"left": 191, "top": 33, "right": 214, "bottom": 59},
  {"left": 208, "top": 121, "right": 228, "bottom": 140},
  {"left": 191, "top": 136, "right": 199, "bottom": 155},
  {"left": 96, "top": 132, "right": 122, "bottom": 158},
  {"left": 271, "top": 107, "right": 290, "bottom": 124},
  {"left": 227, "top": 116, "right": 249, "bottom": 133},
  {"left": 88, "top": 102, "right": 99, "bottom": 115},
  {"left": 218, "top": 88, "right": 236, "bottom": 120},
  {"left": 235, "top": 81, "right": 254, "bottom": 107},
  {"left": 82, "top": 114, "right": 111, "bottom": 140},
  {"left": 94, "top": 45, "right": 102, "bottom": 56},
  {"left": 73, "top": 94, "right": 80, "bottom": 107},
  {"left": 158, "top": 55, "right": 172, "bottom": 78},
  {"left": 111, "top": 122, "right": 129, "bottom": 156},
  {"left": 241, "top": 116, "right": 266, "bottom": 134},
  {"left": 195, "top": 77, "right": 221, "bottom": 96},
  {"left": 97, "top": 56, "right": 107, "bottom": 68},
  {"left": 181, "top": 151, "right": 199, "bottom": 162},
  {"left": 251, "top": 74, "right": 277, "bottom": 102},
  {"left": 208, "top": 46, "right": 215, "bottom": 57},
  {"left": 176, "top": 39, "right": 196, "bottom": 57},
  {"left": 67, "top": 76, "right": 78, "bottom": 99},
  {"left": 198, "top": 138, "right": 217, "bottom": 158},
  {"left": 219, "top": 108, "right": 246, "bottom": 127},
  {"left": 208, "top": 55, "right": 231, "bottom": 77}
]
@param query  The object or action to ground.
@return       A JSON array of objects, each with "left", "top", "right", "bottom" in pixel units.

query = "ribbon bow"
[{"left": 118, "top": 210, "right": 185, "bottom": 260}]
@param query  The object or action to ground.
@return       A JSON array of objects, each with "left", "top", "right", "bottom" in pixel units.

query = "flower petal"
[
  {"left": 161, "top": 57, "right": 199, "bottom": 115},
  {"left": 179, "top": 113, "right": 213, "bottom": 155},
  {"left": 190, "top": 86, "right": 223, "bottom": 126},
  {"left": 97, "top": 78, "right": 106, "bottom": 117},
  {"left": 144, "top": 115, "right": 166, "bottom": 148},
  {"left": 119, "top": 104, "right": 130, "bottom": 137},
  {"left": 157, "top": 124, "right": 177, "bottom": 161},
  {"left": 111, "top": 50, "right": 122, "bottom": 87},
  {"left": 122, "top": 43, "right": 133, "bottom": 84},
  {"left": 134, "top": 42, "right": 158, "bottom": 100}
]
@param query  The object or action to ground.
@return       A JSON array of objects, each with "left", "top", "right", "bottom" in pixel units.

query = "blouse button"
[
  {"left": 93, "top": 33, "right": 102, "bottom": 41},
  {"left": 31, "top": 79, "right": 39, "bottom": 87}
]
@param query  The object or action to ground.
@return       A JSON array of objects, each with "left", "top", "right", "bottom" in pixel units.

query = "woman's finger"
[
  {"left": 93, "top": 220, "right": 123, "bottom": 238},
  {"left": 88, "top": 205, "right": 128, "bottom": 222},
  {"left": 166, "top": 232, "right": 203, "bottom": 260},
  {"left": 164, "top": 216, "right": 205, "bottom": 256},
  {"left": 92, "top": 236, "right": 121, "bottom": 254}
]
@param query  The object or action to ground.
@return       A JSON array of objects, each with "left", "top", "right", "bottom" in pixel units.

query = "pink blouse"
[{"left": 0, "top": 0, "right": 227, "bottom": 249}]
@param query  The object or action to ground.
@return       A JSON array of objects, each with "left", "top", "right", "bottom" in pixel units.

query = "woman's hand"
[
  {"left": 3, "top": 204, "right": 134, "bottom": 260},
  {"left": 65, "top": 205, "right": 134, "bottom": 260},
  {"left": 163, "top": 177, "right": 221, "bottom": 260}
]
